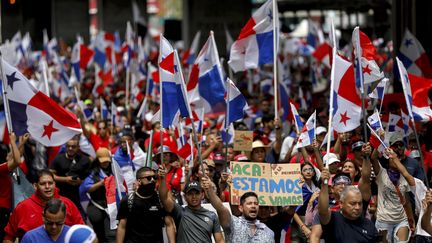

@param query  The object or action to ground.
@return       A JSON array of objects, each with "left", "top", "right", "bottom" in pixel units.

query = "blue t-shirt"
[{"left": 21, "top": 225, "right": 70, "bottom": 243}]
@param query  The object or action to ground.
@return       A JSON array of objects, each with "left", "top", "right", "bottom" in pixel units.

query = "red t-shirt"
[
  {"left": 3, "top": 191, "right": 84, "bottom": 241},
  {"left": 0, "top": 163, "right": 12, "bottom": 209},
  {"left": 89, "top": 133, "right": 111, "bottom": 151},
  {"left": 164, "top": 167, "right": 182, "bottom": 192}
]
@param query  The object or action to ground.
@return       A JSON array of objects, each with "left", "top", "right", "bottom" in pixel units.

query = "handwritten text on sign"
[{"left": 230, "top": 162, "right": 303, "bottom": 206}]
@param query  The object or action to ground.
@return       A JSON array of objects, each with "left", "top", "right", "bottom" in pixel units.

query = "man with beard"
[
  {"left": 201, "top": 176, "right": 275, "bottom": 243},
  {"left": 116, "top": 167, "right": 170, "bottom": 243},
  {"left": 21, "top": 199, "right": 70, "bottom": 243},
  {"left": 158, "top": 166, "right": 224, "bottom": 243},
  {"left": 3, "top": 169, "right": 84, "bottom": 242}
]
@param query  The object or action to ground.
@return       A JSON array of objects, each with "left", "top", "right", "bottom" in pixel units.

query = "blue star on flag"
[
  {"left": 7, "top": 72, "right": 20, "bottom": 91},
  {"left": 404, "top": 39, "right": 413, "bottom": 48}
]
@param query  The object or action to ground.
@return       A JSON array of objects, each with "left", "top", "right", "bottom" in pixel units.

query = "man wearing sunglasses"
[
  {"left": 21, "top": 199, "right": 70, "bottom": 243},
  {"left": 117, "top": 167, "right": 170, "bottom": 243}
]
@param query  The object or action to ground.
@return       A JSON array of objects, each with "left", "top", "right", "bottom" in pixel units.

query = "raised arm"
[
  {"left": 157, "top": 164, "right": 175, "bottom": 213},
  {"left": 201, "top": 176, "right": 231, "bottom": 228},
  {"left": 422, "top": 190, "right": 432, "bottom": 235},
  {"left": 7, "top": 133, "right": 22, "bottom": 171},
  {"left": 387, "top": 148, "right": 415, "bottom": 186},
  {"left": 272, "top": 118, "right": 283, "bottom": 154},
  {"left": 318, "top": 168, "right": 331, "bottom": 225},
  {"left": 358, "top": 143, "right": 372, "bottom": 201},
  {"left": 370, "top": 147, "right": 381, "bottom": 176},
  {"left": 312, "top": 139, "right": 324, "bottom": 171}
]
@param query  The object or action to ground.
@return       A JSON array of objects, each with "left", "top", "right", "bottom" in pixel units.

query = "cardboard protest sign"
[
  {"left": 230, "top": 162, "right": 303, "bottom": 206},
  {"left": 233, "top": 130, "right": 253, "bottom": 151}
]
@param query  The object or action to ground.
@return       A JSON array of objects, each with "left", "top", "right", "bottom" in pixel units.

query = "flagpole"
[
  {"left": 272, "top": 0, "right": 278, "bottom": 119},
  {"left": 397, "top": 58, "right": 429, "bottom": 188},
  {"left": 378, "top": 78, "right": 388, "bottom": 114},
  {"left": 41, "top": 58, "right": 50, "bottom": 97},
  {"left": 125, "top": 67, "right": 131, "bottom": 110},
  {"left": 0, "top": 53, "right": 13, "bottom": 134},
  {"left": 173, "top": 50, "right": 203, "bottom": 168},
  {"left": 227, "top": 63, "right": 235, "bottom": 168},
  {"left": 145, "top": 130, "right": 153, "bottom": 168},
  {"left": 325, "top": 19, "right": 337, "bottom": 184},
  {"left": 354, "top": 27, "right": 369, "bottom": 143}
]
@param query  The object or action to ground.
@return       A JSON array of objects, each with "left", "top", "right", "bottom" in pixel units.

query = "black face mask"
[{"left": 137, "top": 182, "right": 156, "bottom": 196}]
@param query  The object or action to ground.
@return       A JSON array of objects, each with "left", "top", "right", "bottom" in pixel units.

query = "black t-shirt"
[
  {"left": 117, "top": 192, "right": 165, "bottom": 243},
  {"left": 50, "top": 153, "right": 90, "bottom": 206},
  {"left": 322, "top": 211, "right": 378, "bottom": 243}
]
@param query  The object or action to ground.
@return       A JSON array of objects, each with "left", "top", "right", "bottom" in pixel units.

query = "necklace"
[{"left": 135, "top": 191, "right": 152, "bottom": 199}]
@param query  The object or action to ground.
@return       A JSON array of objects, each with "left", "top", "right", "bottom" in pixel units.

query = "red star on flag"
[
  {"left": 42, "top": 120, "right": 59, "bottom": 140},
  {"left": 362, "top": 64, "right": 372, "bottom": 75},
  {"left": 339, "top": 111, "right": 351, "bottom": 126}
]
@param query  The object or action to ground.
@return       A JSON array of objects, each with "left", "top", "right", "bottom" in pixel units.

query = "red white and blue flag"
[
  {"left": 396, "top": 57, "right": 432, "bottom": 122},
  {"left": 352, "top": 27, "right": 384, "bottom": 89},
  {"left": 367, "top": 109, "right": 383, "bottom": 132},
  {"left": 331, "top": 54, "right": 362, "bottom": 133},
  {"left": 398, "top": 29, "right": 432, "bottom": 78},
  {"left": 290, "top": 102, "right": 303, "bottom": 133},
  {"left": 106, "top": 157, "right": 128, "bottom": 230},
  {"left": 182, "top": 31, "right": 201, "bottom": 65},
  {"left": 228, "top": 0, "right": 278, "bottom": 72},
  {"left": 297, "top": 111, "right": 316, "bottom": 148},
  {"left": 226, "top": 78, "right": 248, "bottom": 124},
  {"left": 159, "top": 35, "right": 191, "bottom": 128},
  {"left": 187, "top": 32, "right": 226, "bottom": 114},
  {"left": 1, "top": 59, "right": 82, "bottom": 146}
]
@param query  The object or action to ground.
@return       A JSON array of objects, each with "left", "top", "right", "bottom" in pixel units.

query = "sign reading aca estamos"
[{"left": 230, "top": 162, "right": 303, "bottom": 206}]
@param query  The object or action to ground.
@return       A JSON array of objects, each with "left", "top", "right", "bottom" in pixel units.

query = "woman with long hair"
[{"left": 293, "top": 162, "right": 321, "bottom": 242}]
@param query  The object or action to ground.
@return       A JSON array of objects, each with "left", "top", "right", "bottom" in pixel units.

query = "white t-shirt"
[
  {"left": 412, "top": 178, "right": 432, "bottom": 237},
  {"left": 376, "top": 166, "right": 411, "bottom": 223}
]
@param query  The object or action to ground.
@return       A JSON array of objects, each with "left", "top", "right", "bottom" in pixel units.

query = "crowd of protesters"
[{"left": 0, "top": 16, "right": 432, "bottom": 243}]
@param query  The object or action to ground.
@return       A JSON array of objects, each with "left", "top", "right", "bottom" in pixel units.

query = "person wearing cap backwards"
[
  {"left": 158, "top": 166, "right": 224, "bottom": 243},
  {"left": 21, "top": 199, "right": 70, "bottom": 243},
  {"left": 117, "top": 167, "right": 172, "bottom": 243},
  {"left": 50, "top": 136, "right": 91, "bottom": 216},
  {"left": 79, "top": 148, "right": 116, "bottom": 243},
  {"left": 201, "top": 176, "right": 275, "bottom": 243},
  {"left": 3, "top": 169, "right": 84, "bottom": 243},
  {"left": 64, "top": 224, "right": 98, "bottom": 243}
]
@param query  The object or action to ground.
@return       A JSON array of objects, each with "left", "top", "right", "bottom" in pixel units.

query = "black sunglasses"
[{"left": 140, "top": 175, "right": 157, "bottom": 181}]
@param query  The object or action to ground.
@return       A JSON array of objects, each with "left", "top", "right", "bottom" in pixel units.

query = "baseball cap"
[
  {"left": 64, "top": 224, "right": 97, "bottom": 243},
  {"left": 409, "top": 150, "right": 421, "bottom": 159},
  {"left": 96, "top": 148, "right": 111, "bottom": 163},
  {"left": 316, "top": 126, "right": 327, "bottom": 135},
  {"left": 213, "top": 152, "right": 226, "bottom": 165},
  {"left": 204, "top": 159, "right": 215, "bottom": 168},
  {"left": 183, "top": 181, "right": 202, "bottom": 193},
  {"left": 332, "top": 172, "right": 352, "bottom": 186},
  {"left": 323, "top": 153, "right": 340, "bottom": 165},
  {"left": 351, "top": 140, "right": 365, "bottom": 151},
  {"left": 119, "top": 125, "right": 133, "bottom": 138},
  {"left": 389, "top": 132, "right": 405, "bottom": 146}
]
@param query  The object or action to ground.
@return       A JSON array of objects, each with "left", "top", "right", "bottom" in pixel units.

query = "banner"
[
  {"left": 230, "top": 162, "right": 303, "bottom": 206},
  {"left": 233, "top": 130, "right": 253, "bottom": 151}
]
